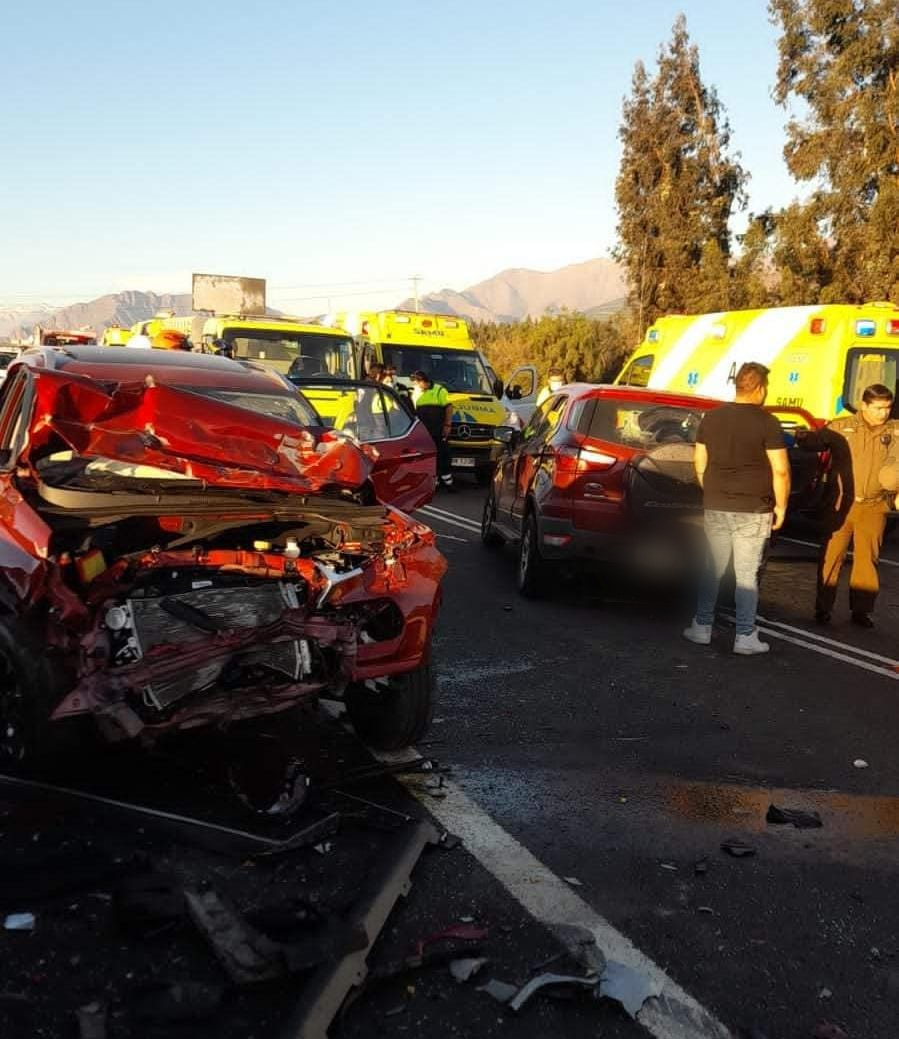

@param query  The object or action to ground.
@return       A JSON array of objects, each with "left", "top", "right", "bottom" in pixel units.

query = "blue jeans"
[{"left": 696, "top": 511, "right": 772, "bottom": 636}]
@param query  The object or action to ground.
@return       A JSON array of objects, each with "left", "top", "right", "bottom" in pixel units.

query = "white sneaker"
[
  {"left": 683, "top": 619, "right": 712, "bottom": 645},
  {"left": 733, "top": 630, "right": 770, "bottom": 655}
]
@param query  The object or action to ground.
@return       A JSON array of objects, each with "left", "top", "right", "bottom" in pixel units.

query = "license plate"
[{"left": 453, "top": 457, "right": 476, "bottom": 468}]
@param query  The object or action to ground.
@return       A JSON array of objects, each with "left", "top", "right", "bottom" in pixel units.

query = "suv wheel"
[
  {"left": 517, "top": 511, "right": 546, "bottom": 598},
  {"left": 344, "top": 661, "right": 434, "bottom": 750},
  {"left": 481, "top": 487, "right": 504, "bottom": 548}
]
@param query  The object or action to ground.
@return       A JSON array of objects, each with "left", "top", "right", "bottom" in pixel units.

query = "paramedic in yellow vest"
[
  {"left": 536, "top": 368, "right": 565, "bottom": 408},
  {"left": 411, "top": 369, "right": 454, "bottom": 491},
  {"left": 799, "top": 383, "right": 899, "bottom": 628}
]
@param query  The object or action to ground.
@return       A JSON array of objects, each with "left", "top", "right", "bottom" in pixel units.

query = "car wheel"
[
  {"left": 0, "top": 620, "right": 74, "bottom": 773},
  {"left": 344, "top": 661, "right": 434, "bottom": 751},
  {"left": 517, "top": 510, "right": 546, "bottom": 598},
  {"left": 481, "top": 487, "right": 504, "bottom": 548}
]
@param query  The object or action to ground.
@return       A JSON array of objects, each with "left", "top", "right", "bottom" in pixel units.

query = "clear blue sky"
[{"left": 1, "top": 0, "right": 801, "bottom": 312}]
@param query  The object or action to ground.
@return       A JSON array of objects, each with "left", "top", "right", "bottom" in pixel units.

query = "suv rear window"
[{"left": 586, "top": 398, "right": 710, "bottom": 447}]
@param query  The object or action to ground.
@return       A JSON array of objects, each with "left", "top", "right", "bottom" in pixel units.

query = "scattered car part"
[
  {"left": 477, "top": 979, "right": 519, "bottom": 1004},
  {"left": 185, "top": 889, "right": 284, "bottom": 985},
  {"left": 280, "top": 819, "right": 438, "bottom": 1039},
  {"left": 0, "top": 774, "right": 338, "bottom": 857},
  {"left": 598, "top": 960, "right": 664, "bottom": 1019},
  {"left": 721, "top": 839, "right": 756, "bottom": 858},
  {"left": 3, "top": 912, "right": 35, "bottom": 931},
  {"left": 508, "top": 972, "right": 599, "bottom": 1012},
  {"left": 766, "top": 804, "right": 823, "bottom": 829},
  {"left": 449, "top": 957, "right": 488, "bottom": 983}
]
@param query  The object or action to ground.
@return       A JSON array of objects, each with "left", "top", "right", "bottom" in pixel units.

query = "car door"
[
  {"left": 502, "top": 364, "right": 539, "bottom": 425},
  {"left": 510, "top": 394, "right": 567, "bottom": 524},
  {"left": 766, "top": 405, "right": 829, "bottom": 513},
  {"left": 293, "top": 379, "right": 437, "bottom": 512}
]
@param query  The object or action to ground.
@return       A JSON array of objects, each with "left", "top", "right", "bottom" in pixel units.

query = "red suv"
[
  {"left": 0, "top": 347, "right": 446, "bottom": 770},
  {"left": 481, "top": 384, "right": 824, "bottom": 596}
]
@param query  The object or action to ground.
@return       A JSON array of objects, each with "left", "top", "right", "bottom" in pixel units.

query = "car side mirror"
[
  {"left": 507, "top": 385, "right": 522, "bottom": 401},
  {"left": 494, "top": 425, "right": 519, "bottom": 450},
  {"left": 492, "top": 377, "right": 504, "bottom": 399}
]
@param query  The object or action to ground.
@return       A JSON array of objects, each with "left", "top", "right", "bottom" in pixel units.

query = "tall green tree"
[
  {"left": 770, "top": 0, "right": 899, "bottom": 302},
  {"left": 615, "top": 15, "right": 747, "bottom": 331}
]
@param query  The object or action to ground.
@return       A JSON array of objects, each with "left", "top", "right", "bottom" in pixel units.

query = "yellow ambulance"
[
  {"left": 327, "top": 310, "right": 527, "bottom": 484},
  {"left": 136, "top": 313, "right": 358, "bottom": 378},
  {"left": 616, "top": 301, "right": 899, "bottom": 421}
]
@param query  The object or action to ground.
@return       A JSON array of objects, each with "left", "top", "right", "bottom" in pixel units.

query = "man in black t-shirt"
[{"left": 683, "top": 362, "right": 791, "bottom": 655}]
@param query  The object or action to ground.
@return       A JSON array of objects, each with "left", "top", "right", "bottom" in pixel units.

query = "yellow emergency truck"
[
  {"left": 100, "top": 326, "right": 132, "bottom": 346},
  {"left": 616, "top": 301, "right": 899, "bottom": 421},
  {"left": 326, "top": 310, "right": 526, "bottom": 483},
  {"left": 136, "top": 313, "right": 358, "bottom": 378}
]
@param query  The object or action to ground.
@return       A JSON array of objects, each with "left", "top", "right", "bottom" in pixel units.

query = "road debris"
[
  {"left": 184, "top": 888, "right": 284, "bottom": 984},
  {"left": 694, "top": 857, "right": 709, "bottom": 875},
  {"left": 853, "top": 759, "right": 869, "bottom": 769},
  {"left": 598, "top": 960, "right": 664, "bottom": 1019},
  {"left": 416, "top": 922, "right": 489, "bottom": 956},
  {"left": 478, "top": 978, "right": 519, "bottom": 1004},
  {"left": 508, "top": 971, "right": 599, "bottom": 1012},
  {"left": 766, "top": 804, "right": 823, "bottom": 829},
  {"left": 698, "top": 906, "right": 714, "bottom": 914},
  {"left": 659, "top": 862, "right": 678, "bottom": 871},
  {"left": 818, "top": 987, "right": 833, "bottom": 999},
  {"left": 449, "top": 957, "right": 489, "bottom": 983},
  {"left": 4, "top": 912, "right": 35, "bottom": 931},
  {"left": 563, "top": 875, "right": 583, "bottom": 886},
  {"left": 75, "top": 1000, "right": 107, "bottom": 1039},
  {"left": 721, "top": 839, "right": 756, "bottom": 858}
]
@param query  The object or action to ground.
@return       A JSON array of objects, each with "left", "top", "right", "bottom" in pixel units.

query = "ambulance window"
[
  {"left": 843, "top": 349, "right": 899, "bottom": 411},
  {"left": 621, "top": 354, "right": 653, "bottom": 387}
]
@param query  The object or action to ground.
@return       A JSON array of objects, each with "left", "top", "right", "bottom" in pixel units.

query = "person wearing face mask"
[
  {"left": 536, "top": 367, "right": 565, "bottom": 407},
  {"left": 797, "top": 383, "right": 899, "bottom": 628}
]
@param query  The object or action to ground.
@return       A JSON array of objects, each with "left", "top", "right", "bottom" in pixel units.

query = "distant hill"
[
  {"left": 396, "top": 259, "right": 628, "bottom": 323},
  {"left": 0, "top": 291, "right": 192, "bottom": 341}
]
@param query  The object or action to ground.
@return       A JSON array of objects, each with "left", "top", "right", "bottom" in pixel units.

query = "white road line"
[
  {"left": 385, "top": 759, "right": 732, "bottom": 1039},
  {"left": 756, "top": 614, "right": 899, "bottom": 667},
  {"left": 418, "top": 506, "right": 480, "bottom": 535},
  {"left": 420, "top": 503, "right": 482, "bottom": 527},
  {"left": 756, "top": 625, "right": 899, "bottom": 678},
  {"left": 779, "top": 535, "right": 899, "bottom": 568},
  {"left": 435, "top": 532, "right": 469, "bottom": 543}
]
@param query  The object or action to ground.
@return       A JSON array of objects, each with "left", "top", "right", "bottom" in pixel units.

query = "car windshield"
[
  {"left": 588, "top": 399, "right": 711, "bottom": 447},
  {"left": 179, "top": 388, "right": 319, "bottom": 427},
  {"left": 380, "top": 345, "right": 494, "bottom": 395},
  {"left": 222, "top": 330, "right": 356, "bottom": 378}
]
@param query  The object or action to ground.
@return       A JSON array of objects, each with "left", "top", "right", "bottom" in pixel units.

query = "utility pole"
[{"left": 411, "top": 274, "right": 421, "bottom": 313}]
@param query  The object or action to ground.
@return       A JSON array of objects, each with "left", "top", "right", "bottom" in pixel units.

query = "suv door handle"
[{"left": 401, "top": 449, "right": 424, "bottom": 458}]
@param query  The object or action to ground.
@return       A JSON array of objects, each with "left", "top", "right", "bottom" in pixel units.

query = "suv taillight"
[{"left": 553, "top": 443, "right": 617, "bottom": 488}]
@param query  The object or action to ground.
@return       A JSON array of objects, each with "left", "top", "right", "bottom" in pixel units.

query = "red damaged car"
[{"left": 0, "top": 347, "right": 446, "bottom": 769}]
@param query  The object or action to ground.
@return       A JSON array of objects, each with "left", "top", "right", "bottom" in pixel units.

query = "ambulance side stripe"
[
  {"left": 697, "top": 305, "right": 818, "bottom": 398},
  {"left": 647, "top": 312, "right": 724, "bottom": 389}
]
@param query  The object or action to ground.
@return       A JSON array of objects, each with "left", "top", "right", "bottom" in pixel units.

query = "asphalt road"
[
  {"left": 413, "top": 482, "right": 899, "bottom": 1039},
  {"left": 3, "top": 483, "right": 898, "bottom": 1039}
]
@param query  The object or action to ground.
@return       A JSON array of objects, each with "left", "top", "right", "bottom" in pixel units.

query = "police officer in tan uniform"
[{"left": 802, "top": 384, "right": 899, "bottom": 627}]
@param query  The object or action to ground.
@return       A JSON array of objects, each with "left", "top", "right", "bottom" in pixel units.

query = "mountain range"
[{"left": 0, "top": 259, "right": 627, "bottom": 340}]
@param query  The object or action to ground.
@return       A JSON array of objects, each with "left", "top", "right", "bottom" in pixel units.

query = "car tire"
[
  {"left": 481, "top": 487, "right": 504, "bottom": 548},
  {"left": 0, "top": 619, "right": 79, "bottom": 774},
  {"left": 517, "top": 510, "right": 546, "bottom": 598},
  {"left": 344, "top": 661, "right": 435, "bottom": 751}
]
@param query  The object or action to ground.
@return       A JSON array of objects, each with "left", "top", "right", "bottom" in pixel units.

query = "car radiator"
[{"left": 116, "top": 583, "right": 310, "bottom": 710}]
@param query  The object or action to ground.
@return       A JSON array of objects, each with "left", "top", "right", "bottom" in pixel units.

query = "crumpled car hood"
[{"left": 26, "top": 369, "right": 373, "bottom": 493}]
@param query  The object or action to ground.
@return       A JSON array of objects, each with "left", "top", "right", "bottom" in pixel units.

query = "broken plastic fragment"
[
  {"left": 597, "top": 960, "right": 664, "bottom": 1019},
  {"left": 477, "top": 979, "right": 519, "bottom": 1004},
  {"left": 4, "top": 913, "right": 35, "bottom": 931},
  {"left": 450, "top": 957, "right": 488, "bottom": 983},
  {"left": 853, "top": 759, "right": 869, "bottom": 769},
  {"left": 508, "top": 972, "right": 599, "bottom": 1012},
  {"left": 720, "top": 839, "right": 756, "bottom": 858},
  {"left": 766, "top": 804, "right": 823, "bottom": 829},
  {"left": 563, "top": 876, "right": 583, "bottom": 887}
]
